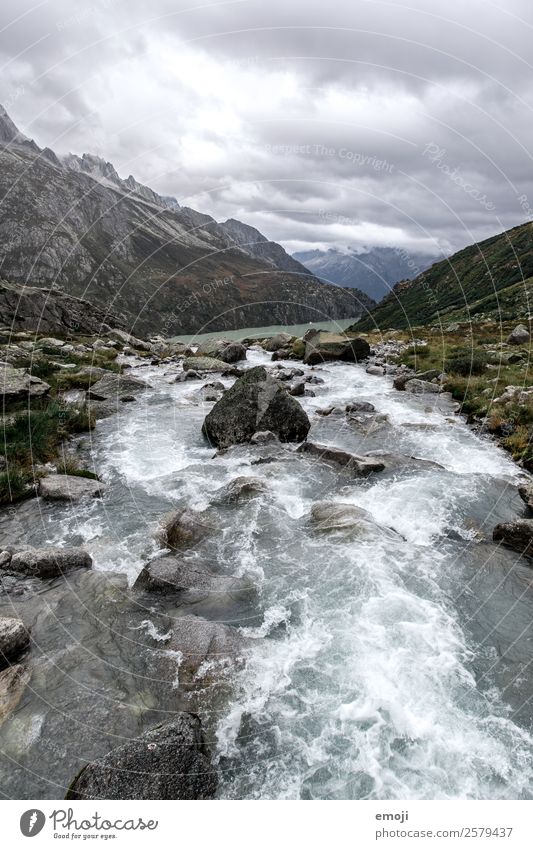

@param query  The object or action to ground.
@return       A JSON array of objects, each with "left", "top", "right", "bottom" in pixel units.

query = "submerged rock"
[
  {"left": 0, "top": 617, "right": 30, "bottom": 668},
  {"left": 167, "top": 615, "right": 245, "bottom": 678},
  {"left": 346, "top": 401, "right": 376, "bottom": 413},
  {"left": 303, "top": 331, "right": 370, "bottom": 365},
  {"left": 157, "top": 508, "right": 218, "bottom": 551},
  {"left": 134, "top": 555, "right": 242, "bottom": 597},
  {"left": 202, "top": 366, "right": 310, "bottom": 448},
  {"left": 66, "top": 716, "right": 217, "bottom": 800},
  {"left": 215, "top": 475, "right": 267, "bottom": 502},
  {"left": 7, "top": 547, "right": 92, "bottom": 578},
  {"left": 297, "top": 441, "right": 385, "bottom": 476},
  {"left": 493, "top": 519, "right": 533, "bottom": 558},
  {"left": 309, "top": 501, "right": 375, "bottom": 531},
  {"left": 39, "top": 474, "right": 106, "bottom": 501}
]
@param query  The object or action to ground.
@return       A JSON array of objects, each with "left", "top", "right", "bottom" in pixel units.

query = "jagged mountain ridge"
[
  {"left": 0, "top": 106, "right": 374, "bottom": 335},
  {"left": 294, "top": 246, "right": 441, "bottom": 301}
]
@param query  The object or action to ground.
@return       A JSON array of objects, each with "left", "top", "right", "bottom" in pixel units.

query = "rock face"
[
  {"left": 158, "top": 508, "right": 217, "bottom": 551},
  {"left": 195, "top": 339, "right": 246, "bottom": 363},
  {"left": 66, "top": 716, "right": 217, "bottom": 800},
  {"left": 39, "top": 474, "right": 106, "bottom": 501},
  {"left": 134, "top": 555, "right": 240, "bottom": 597},
  {"left": 507, "top": 324, "right": 530, "bottom": 345},
  {"left": 297, "top": 441, "right": 385, "bottom": 476},
  {"left": 0, "top": 617, "right": 30, "bottom": 668},
  {"left": 202, "top": 366, "right": 310, "bottom": 448},
  {"left": 303, "top": 331, "right": 370, "bottom": 365},
  {"left": 493, "top": 519, "right": 533, "bottom": 558},
  {"left": 8, "top": 547, "right": 92, "bottom": 578},
  {"left": 0, "top": 363, "right": 50, "bottom": 403}
]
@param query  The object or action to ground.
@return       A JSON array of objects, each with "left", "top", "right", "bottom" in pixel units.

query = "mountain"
[
  {"left": 293, "top": 246, "right": 441, "bottom": 301},
  {"left": 352, "top": 221, "right": 533, "bottom": 331},
  {"left": 0, "top": 107, "right": 374, "bottom": 336}
]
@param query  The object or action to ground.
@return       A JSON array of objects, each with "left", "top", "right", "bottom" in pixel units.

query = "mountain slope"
[
  {"left": 352, "top": 221, "right": 533, "bottom": 331},
  {"left": 0, "top": 107, "right": 373, "bottom": 336},
  {"left": 294, "top": 246, "right": 440, "bottom": 301}
]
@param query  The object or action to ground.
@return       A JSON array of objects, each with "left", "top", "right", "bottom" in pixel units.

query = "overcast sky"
[{"left": 1, "top": 0, "right": 533, "bottom": 257}]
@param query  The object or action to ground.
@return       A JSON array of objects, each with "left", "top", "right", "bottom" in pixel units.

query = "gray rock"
[
  {"left": 66, "top": 716, "right": 217, "bottom": 800},
  {"left": 0, "top": 664, "right": 31, "bottom": 727},
  {"left": 134, "top": 555, "right": 241, "bottom": 597},
  {"left": 0, "top": 363, "right": 50, "bottom": 403},
  {"left": 158, "top": 508, "right": 218, "bottom": 551},
  {"left": 167, "top": 615, "right": 245, "bottom": 678},
  {"left": 0, "top": 617, "right": 30, "bottom": 668},
  {"left": 289, "top": 380, "right": 305, "bottom": 397},
  {"left": 303, "top": 331, "right": 370, "bottom": 365},
  {"left": 507, "top": 324, "right": 530, "bottom": 345},
  {"left": 250, "top": 430, "right": 279, "bottom": 444},
  {"left": 262, "top": 332, "right": 293, "bottom": 352},
  {"left": 39, "top": 474, "right": 106, "bottom": 501},
  {"left": 403, "top": 378, "right": 440, "bottom": 394},
  {"left": 297, "top": 441, "right": 385, "bottom": 476},
  {"left": 107, "top": 328, "right": 151, "bottom": 351},
  {"left": 345, "top": 401, "right": 376, "bottom": 413},
  {"left": 8, "top": 547, "right": 92, "bottom": 578},
  {"left": 216, "top": 476, "right": 267, "bottom": 502},
  {"left": 202, "top": 366, "right": 310, "bottom": 448},
  {"left": 493, "top": 519, "right": 533, "bottom": 558},
  {"left": 309, "top": 501, "right": 375, "bottom": 531},
  {"left": 393, "top": 373, "right": 414, "bottom": 391},
  {"left": 183, "top": 356, "right": 229, "bottom": 373},
  {"left": 364, "top": 451, "right": 444, "bottom": 472},
  {"left": 195, "top": 339, "right": 246, "bottom": 363},
  {"left": 87, "top": 372, "right": 149, "bottom": 401},
  {"left": 518, "top": 482, "right": 533, "bottom": 512},
  {"left": 366, "top": 365, "right": 385, "bottom": 376}
]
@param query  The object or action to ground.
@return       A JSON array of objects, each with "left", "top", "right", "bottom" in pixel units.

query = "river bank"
[{"left": 0, "top": 327, "right": 532, "bottom": 799}]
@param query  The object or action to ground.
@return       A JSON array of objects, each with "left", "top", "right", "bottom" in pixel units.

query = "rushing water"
[{"left": 1, "top": 346, "right": 533, "bottom": 799}]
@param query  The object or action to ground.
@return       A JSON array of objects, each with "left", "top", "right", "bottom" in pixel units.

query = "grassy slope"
[{"left": 353, "top": 221, "right": 533, "bottom": 331}]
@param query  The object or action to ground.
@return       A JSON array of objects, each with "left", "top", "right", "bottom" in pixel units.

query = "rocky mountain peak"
[{"left": 0, "top": 104, "right": 31, "bottom": 145}]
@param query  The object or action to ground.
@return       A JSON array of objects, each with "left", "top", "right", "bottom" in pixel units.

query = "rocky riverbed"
[{"left": 0, "top": 328, "right": 533, "bottom": 799}]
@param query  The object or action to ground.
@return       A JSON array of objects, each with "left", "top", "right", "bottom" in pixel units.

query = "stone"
[
  {"left": 393, "top": 373, "right": 414, "bottom": 391},
  {"left": 0, "top": 664, "right": 31, "bottom": 727},
  {"left": 507, "top": 324, "right": 530, "bottom": 346},
  {"left": 183, "top": 356, "right": 229, "bottom": 373},
  {"left": 39, "top": 474, "right": 106, "bottom": 501},
  {"left": 202, "top": 366, "right": 310, "bottom": 448},
  {"left": 403, "top": 378, "right": 440, "bottom": 394},
  {"left": 345, "top": 401, "right": 376, "bottom": 413},
  {"left": 303, "top": 331, "right": 370, "bottom": 365},
  {"left": 493, "top": 519, "right": 533, "bottom": 558},
  {"left": 262, "top": 332, "right": 293, "bottom": 352},
  {"left": 309, "top": 501, "right": 376, "bottom": 531},
  {"left": 195, "top": 339, "right": 246, "bottom": 363},
  {"left": 216, "top": 476, "right": 267, "bottom": 502},
  {"left": 0, "top": 617, "right": 30, "bottom": 668},
  {"left": 107, "top": 328, "right": 152, "bottom": 351},
  {"left": 87, "top": 372, "right": 149, "bottom": 401},
  {"left": 297, "top": 441, "right": 385, "bottom": 476},
  {"left": 366, "top": 365, "right": 385, "bottom": 376},
  {"left": 158, "top": 508, "right": 217, "bottom": 551},
  {"left": 250, "top": 430, "right": 279, "bottom": 444},
  {"left": 0, "top": 363, "right": 50, "bottom": 403},
  {"left": 167, "top": 615, "right": 245, "bottom": 678},
  {"left": 8, "top": 547, "right": 92, "bottom": 578},
  {"left": 134, "top": 555, "right": 241, "bottom": 597},
  {"left": 66, "top": 716, "right": 217, "bottom": 800},
  {"left": 289, "top": 380, "right": 305, "bottom": 397},
  {"left": 518, "top": 482, "right": 533, "bottom": 512}
]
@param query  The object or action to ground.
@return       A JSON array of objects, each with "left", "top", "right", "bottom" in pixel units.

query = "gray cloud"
[{"left": 1, "top": 0, "right": 533, "bottom": 256}]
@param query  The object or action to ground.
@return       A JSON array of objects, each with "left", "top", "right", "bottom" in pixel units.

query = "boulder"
[
  {"left": 0, "top": 363, "right": 50, "bottom": 403},
  {"left": 262, "top": 332, "right": 293, "bottom": 352},
  {"left": 366, "top": 365, "right": 385, "bottom": 376},
  {"left": 493, "top": 519, "right": 533, "bottom": 557},
  {"left": 8, "top": 547, "right": 92, "bottom": 578},
  {"left": 167, "top": 615, "right": 244, "bottom": 678},
  {"left": 39, "top": 474, "right": 106, "bottom": 501},
  {"left": 202, "top": 366, "right": 310, "bottom": 448},
  {"left": 88, "top": 372, "right": 149, "bottom": 401},
  {"left": 107, "top": 329, "right": 152, "bottom": 351},
  {"left": 403, "top": 378, "right": 440, "bottom": 394},
  {"left": 309, "top": 502, "right": 376, "bottom": 531},
  {"left": 216, "top": 476, "right": 267, "bottom": 502},
  {"left": 0, "top": 617, "right": 30, "bottom": 668},
  {"left": 195, "top": 381, "right": 225, "bottom": 403},
  {"left": 346, "top": 401, "right": 376, "bottom": 413},
  {"left": 195, "top": 339, "right": 246, "bottom": 363},
  {"left": 134, "top": 555, "right": 241, "bottom": 597},
  {"left": 507, "top": 325, "right": 530, "bottom": 346},
  {"left": 158, "top": 508, "right": 217, "bottom": 551},
  {"left": 66, "top": 716, "right": 217, "bottom": 800},
  {"left": 303, "top": 331, "right": 370, "bottom": 366},
  {"left": 364, "top": 450, "right": 444, "bottom": 472},
  {"left": 297, "top": 441, "right": 385, "bottom": 476},
  {"left": 289, "top": 380, "right": 305, "bottom": 397},
  {"left": 518, "top": 482, "right": 533, "bottom": 512},
  {"left": 183, "top": 356, "right": 229, "bottom": 373},
  {"left": 393, "top": 373, "right": 414, "bottom": 391},
  {"left": 0, "top": 664, "right": 31, "bottom": 727}
]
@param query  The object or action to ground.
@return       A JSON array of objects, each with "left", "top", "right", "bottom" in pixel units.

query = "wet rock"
[
  {"left": 403, "top": 378, "right": 440, "bottom": 394},
  {"left": 0, "top": 617, "right": 30, "bottom": 668},
  {"left": 275, "top": 367, "right": 304, "bottom": 381},
  {"left": 167, "top": 615, "right": 245, "bottom": 678},
  {"left": 39, "top": 474, "right": 106, "bottom": 501},
  {"left": 0, "top": 664, "right": 31, "bottom": 727},
  {"left": 195, "top": 381, "right": 225, "bottom": 403},
  {"left": 271, "top": 348, "right": 292, "bottom": 361},
  {"left": 134, "top": 555, "right": 241, "bottom": 597},
  {"left": 366, "top": 365, "right": 385, "bottom": 376},
  {"left": 507, "top": 324, "right": 530, "bottom": 346},
  {"left": 183, "top": 356, "right": 229, "bottom": 373},
  {"left": 297, "top": 441, "right": 385, "bottom": 476},
  {"left": 393, "top": 372, "right": 414, "bottom": 391},
  {"left": 250, "top": 430, "right": 279, "bottom": 444},
  {"left": 8, "top": 547, "right": 92, "bottom": 578},
  {"left": 177, "top": 369, "right": 201, "bottom": 381},
  {"left": 289, "top": 380, "right": 305, "bottom": 397},
  {"left": 309, "top": 501, "right": 375, "bottom": 531},
  {"left": 262, "top": 332, "right": 293, "bottom": 352},
  {"left": 345, "top": 401, "right": 375, "bottom": 413},
  {"left": 0, "top": 363, "right": 50, "bottom": 404},
  {"left": 202, "top": 366, "right": 310, "bottom": 448},
  {"left": 493, "top": 519, "right": 533, "bottom": 558},
  {"left": 88, "top": 372, "right": 149, "bottom": 401},
  {"left": 306, "top": 374, "right": 325, "bottom": 385},
  {"left": 195, "top": 339, "right": 246, "bottom": 363},
  {"left": 66, "top": 716, "right": 217, "bottom": 800},
  {"left": 216, "top": 476, "right": 267, "bottom": 502},
  {"left": 303, "top": 331, "right": 370, "bottom": 365},
  {"left": 158, "top": 508, "right": 218, "bottom": 551},
  {"left": 364, "top": 450, "right": 444, "bottom": 472},
  {"left": 518, "top": 482, "right": 533, "bottom": 512}
]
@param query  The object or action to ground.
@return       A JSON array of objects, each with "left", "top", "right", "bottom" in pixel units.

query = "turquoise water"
[{"left": 171, "top": 317, "right": 358, "bottom": 345}]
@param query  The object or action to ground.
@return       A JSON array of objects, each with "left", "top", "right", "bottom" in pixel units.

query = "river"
[{"left": 0, "top": 344, "right": 532, "bottom": 799}]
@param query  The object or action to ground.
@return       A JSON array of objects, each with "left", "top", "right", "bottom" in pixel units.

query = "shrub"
[{"left": 445, "top": 349, "right": 487, "bottom": 376}]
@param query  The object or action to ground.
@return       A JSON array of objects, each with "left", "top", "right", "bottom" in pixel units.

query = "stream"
[{"left": 1, "top": 346, "right": 532, "bottom": 799}]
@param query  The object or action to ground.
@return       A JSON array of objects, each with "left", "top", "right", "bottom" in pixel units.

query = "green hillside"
[{"left": 353, "top": 221, "right": 533, "bottom": 331}]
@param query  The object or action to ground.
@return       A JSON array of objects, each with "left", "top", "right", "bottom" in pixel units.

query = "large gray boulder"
[
  {"left": 183, "top": 356, "right": 229, "bottom": 373},
  {"left": 134, "top": 555, "right": 241, "bottom": 598},
  {"left": 262, "top": 332, "right": 293, "bottom": 352},
  {"left": 202, "top": 366, "right": 310, "bottom": 448},
  {"left": 195, "top": 339, "right": 246, "bottom": 363},
  {"left": 0, "top": 617, "right": 30, "bottom": 669},
  {"left": 309, "top": 502, "right": 400, "bottom": 540},
  {"left": 8, "top": 547, "right": 92, "bottom": 578},
  {"left": 39, "top": 474, "right": 106, "bottom": 501},
  {"left": 167, "top": 615, "right": 245, "bottom": 678},
  {"left": 215, "top": 476, "right": 267, "bottom": 503},
  {"left": 87, "top": 372, "right": 149, "bottom": 401},
  {"left": 303, "top": 331, "right": 370, "bottom": 365},
  {"left": 297, "top": 441, "right": 385, "bottom": 476},
  {"left": 0, "top": 664, "right": 31, "bottom": 727},
  {"left": 403, "top": 378, "right": 440, "bottom": 394},
  {"left": 518, "top": 482, "right": 533, "bottom": 512},
  {"left": 66, "top": 716, "right": 217, "bottom": 800},
  {"left": 507, "top": 324, "right": 530, "bottom": 346},
  {"left": 493, "top": 519, "right": 533, "bottom": 557},
  {"left": 107, "top": 328, "right": 151, "bottom": 351},
  {"left": 0, "top": 363, "right": 50, "bottom": 404},
  {"left": 157, "top": 508, "right": 218, "bottom": 551}
]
